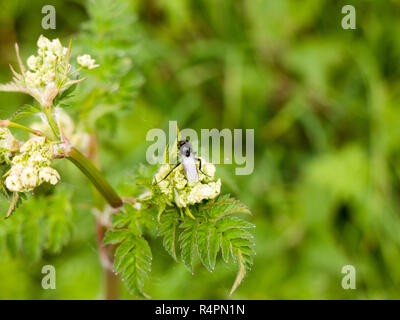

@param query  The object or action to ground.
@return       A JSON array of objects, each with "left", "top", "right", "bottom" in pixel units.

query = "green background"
[{"left": 0, "top": 0, "right": 400, "bottom": 299}]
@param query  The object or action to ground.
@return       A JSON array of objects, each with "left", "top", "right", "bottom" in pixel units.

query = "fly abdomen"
[{"left": 181, "top": 156, "right": 199, "bottom": 183}]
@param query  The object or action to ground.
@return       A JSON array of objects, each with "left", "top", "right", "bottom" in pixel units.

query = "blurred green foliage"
[{"left": 1, "top": 0, "right": 400, "bottom": 299}]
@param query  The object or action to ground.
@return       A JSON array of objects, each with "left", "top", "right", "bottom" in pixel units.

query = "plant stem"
[
  {"left": 43, "top": 107, "right": 60, "bottom": 140},
  {"left": 43, "top": 107, "right": 122, "bottom": 209},
  {"left": 104, "top": 268, "right": 120, "bottom": 300},
  {"left": 89, "top": 135, "right": 120, "bottom": 300},
  {"left": 67, "top": 147, "right": 123, "bottom": 208},
  {"left": 0, "top": 120, "right": 51, "bottom": 140},
  {"left": 96, "top": 218, "right": 120, "bottom": 300}
]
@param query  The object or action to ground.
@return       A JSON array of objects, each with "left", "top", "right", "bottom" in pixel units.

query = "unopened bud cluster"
[
  {"left": 77, "top": 54, "right": 99, "bottom": 70},
  {"left": 155, "top": 159, "right": 221, "bottom": 208},
  {"left": 5, "top": 137, "right": 60, "bottom": 192},
  {"left": 25, "top": 35, "right": 69, "bottom": 90},
  {"left": 0, "top": 35, "right": 98, "bottom": 108}
]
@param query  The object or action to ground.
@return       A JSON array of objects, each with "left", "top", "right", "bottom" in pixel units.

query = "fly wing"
[{"left": 181, "top": 156, "right": 199, "bottom": 183}]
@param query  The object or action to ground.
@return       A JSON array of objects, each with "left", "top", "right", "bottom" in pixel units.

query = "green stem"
[
  {"left": 67, "top": 147, "right": 123, "bottom": 208},
  {"left": 2, "top": 120, "right": 51, "bottom": 140},
  {"left": 43, "top": 107, "right": 61, "bottom": 140}
]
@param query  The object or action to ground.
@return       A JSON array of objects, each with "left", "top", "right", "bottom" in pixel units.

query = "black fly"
[{"left": 155, "top": 139, "right": 209, "bottom": 184}]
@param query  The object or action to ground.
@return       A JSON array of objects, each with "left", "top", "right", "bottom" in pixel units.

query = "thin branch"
[
  {"left": 14, "top": 43, "right": 26, "bottom": 78},
  {"left": 0, "top": 119, "right": 52, "bottom": 140}
]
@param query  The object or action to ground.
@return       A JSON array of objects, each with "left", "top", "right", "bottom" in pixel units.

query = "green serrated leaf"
[
  {"left": 196, "top": 222, "right": 212, "bottom": 271},
  {"left": 204, "top": 195, "right": 251, "bottom": 219},
  {"left": 208, "top": 227, "right": 221, "bottom": 270},
  {"left": 201, "top": 196, "right": 255, "bottom": 293},
  {"left": 229, "top": 237, "right": 255, "bottom": 250},
  {"left": 179, "top": 219, "right": 198, "bottom": 273},
  {"left": 57, "top": 83, "right": 77, "bottom": 102},
  {"left": 103, "top": 229, "right": 128, "bottom": 245},
  {"left": 1, "top": 188, "right": 73, "bottom": 258},
  {"left": 229, "top": 249, "right": 247, "bottom": 297},
  {"left": 216, "top": 216, "right": 255, "bottom": 232},
  {"left": 224, "top": 228, "right": 255, "bottom": 242},
  {"left": 10, "top": 104, "right": 40, "bottom": 121},
  {"left": 114, "top": 238, "right": 135, "bottom": 271},
  {"left": 157, "top": 201, "right": 166, "bottom": 223},
  {"left": 112, "top": 203, "right": 136, "bottom": 229},
  {"left": 112, "top": 212, "right": 131, "bottom": 229},
  {"left": 113, "top": 235, "right": 152, "bottom": 298},
  {"left": 220, "top": 235, "right": 231, "bottom": 263},
  {"left": 5, "top": 192, "right": 23, "bottom": 219},
  {"left": 158, "top": 211, "right": 179, "bottom": 261}
]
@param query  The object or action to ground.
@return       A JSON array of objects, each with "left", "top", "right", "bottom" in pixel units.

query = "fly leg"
[
  {"left": 196, "top": 158, "right": 211, "bottom": 177},
  {"left": 154, "top": 162, "right": 181, "bottom": 185}
]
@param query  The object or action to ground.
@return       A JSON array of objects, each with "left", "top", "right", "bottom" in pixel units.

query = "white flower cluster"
[
  {"left": 0, "top": 128, "right": 20, "bottom": 162},
  {"left": 155, "top": 159, "right": 221, "bottom": 208},
  {"left": 5, "top": 137, "right": 60, "bottom": 192},
  {"left": 25, "top": 35, "right": 69, "bottom": 90},
  {"left": 0, "top": 35, "right": 96, "bottom": 108},
  {"left": 77, "top": 54, "right": 99, "bottom": 70}
]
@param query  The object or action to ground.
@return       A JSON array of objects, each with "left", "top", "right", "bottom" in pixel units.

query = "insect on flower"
[{"left": 155, "top": 139, "right": 210, "bottom": 184}]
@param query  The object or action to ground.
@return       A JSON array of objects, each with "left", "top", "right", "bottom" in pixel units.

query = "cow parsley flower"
[
  {"left": 77, "top": 54, "right": 99, "bottom": 69},
  {"left": 0, "top": 35, "right": 96, "bottom": 108},
  {"left": 39, "top": 167, "right": 60, "bottom": 185},
  {"left": 4, "top": 136, "right": 60, "bottom": 193},
  {"left": 154, "top": 158, "right": 221, "bottom": 208},
  {"left": 5, "top": 175, "right": 22, "bottom": 193}
]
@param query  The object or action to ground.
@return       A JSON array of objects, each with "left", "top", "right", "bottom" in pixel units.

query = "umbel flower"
[
  {"left": 77, "top": 54, "right": 99, "bottom": 70},
  {"left": 154, "top": 158, "right": 221, "bottom": 208},
  {"left": 4, "top": 137, "right": 60, "bottom": 192},
  {"left": 0, "top": 35, "right": 96, "bottom": 108}
]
